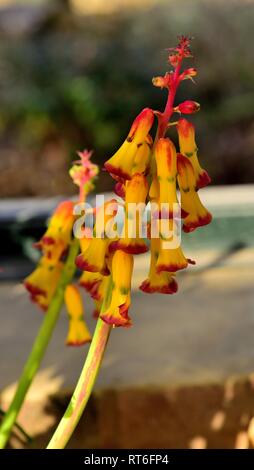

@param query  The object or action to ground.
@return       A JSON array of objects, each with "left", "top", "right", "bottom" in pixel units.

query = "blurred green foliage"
[{"left": 0, "top": 0, "right": 254, "bottom": 195}]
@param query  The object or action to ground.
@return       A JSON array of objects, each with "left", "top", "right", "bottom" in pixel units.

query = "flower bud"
[{"left": 176, "top": 100, "right": 200, "bottom": 114}]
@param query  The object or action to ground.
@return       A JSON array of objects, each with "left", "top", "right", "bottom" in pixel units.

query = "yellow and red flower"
[
  {"left": 64, "top": 285, "right": 92, "bottom": 346},
  {"left": 154, "top": 137, "right": 180, "bottom": 218},
  {"left": 110, "top": 174, "right": 148, "bottom": 254},
  {"left": 177, "top": 153, "right": 212, "bottom": 233},
  {"left": 176, "top": 118, "right": 211, "bottom": 189},
  {"left": 76, "top": 200, "right": 118, "bottom": 274},
  {"left": 104, "top": 108, "right": 154, "bottom": 181},
  {"left": 139, "top": 237, "right": 178, "bottom": 294},
  {"left": 24, "top": 255, "right": 64, "bottom": 311},
  {"left": 36, "top": 201, "right": 75, "bottom": 260},
  {"left": 155, "top": 219, "right": 193, "bottom": 273},
  {"left": 100, "top": 250, "right": 133, "bottom": 327}
]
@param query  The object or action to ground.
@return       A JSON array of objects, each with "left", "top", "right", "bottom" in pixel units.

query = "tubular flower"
[
  {"left": 139, "top": 237, "right": 178, "bottom": 294},
  {"left": 76, "top": 200, "right": 118, "bottom": 274},
  {"left": 100, "top": 250, "right": 134, "bottom": 327},
  {"left": 154, "top": 138, "right": 179, "bottom": 218},
  {"left": 177, "top": 153, "right": 212, "bottom": 233},
  {"left": 176, "top": 118, "right": 211, "bottom": 189},
  {"left": 64, "top": 285, "right": 92, "bottom": 346},
  {"left": 104, "top": 108, "right": 154, "bottom": 181},
  {"left": 155, "top": 219, "right": 192, "bottom": 273},
  {"left": 37, "top": 201, "right": 75, "bottom": 259},
  {"left": 110, "top": 174, "right": 148, "bottom": 254},
  {"left": 24, "top": 256, "right": 64, "bottom": 311}
]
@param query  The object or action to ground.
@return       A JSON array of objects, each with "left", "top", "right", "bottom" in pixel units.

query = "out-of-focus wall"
[{"left": 0, "top": 0, "right": 253, "bottom": 196}]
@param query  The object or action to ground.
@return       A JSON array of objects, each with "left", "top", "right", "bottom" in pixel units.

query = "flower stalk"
[
  {"left": 0, "top": 238, "right": 79, "bottom": 449},
  {"left": 47, "top": 277, "right": 113, "bottom": 449}
]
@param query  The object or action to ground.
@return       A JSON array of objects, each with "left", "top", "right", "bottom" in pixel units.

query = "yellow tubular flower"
[
  {"left": 177, "top": 153, "right": 212, "bottom": 233},
  {"left": 76, "top": 200, "right": 118, "bottom": 275},
  {"left": 109, "top": 174, "right": 148, "bottom": 254},
  {"left": 176, "top": 118, "right": 211, "bottom": 189},
  {"left": 132, "top": 135, "right": 152, "bottom": 175},
  {"left": 24, "top": 255, "right": 64, "bottom": 311},
  {"left": 155, "top": 219, "right": 194, "bottom": 273},
  {"left": 37, "top": 201, "right": 75, "bottom": 259},
  {"left": 100, "top": 250, "right": 134, "bottom": 327},
  {"left": 64, "top": 285, "right": 92, "bottom": 346},
  {"left": 155, "top": 138, "right": 180, "bottom": 218},
  {"left": 139, "top": 237, "right": 178, "bottom": 294},
  {"left": 104, "top": 108, "right": 154, "bottom": 181}
]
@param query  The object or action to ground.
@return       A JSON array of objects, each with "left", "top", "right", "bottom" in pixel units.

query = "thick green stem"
[
  {"left": 0, "top": 239, "right": 79, "bottom": 449},
  {"left": 47, "top": 278, "right": 113, "bottom": 449}
]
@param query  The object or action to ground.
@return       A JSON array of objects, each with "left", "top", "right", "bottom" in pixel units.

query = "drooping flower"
[
  {"left": 155, "top": 219, "right": 193, "bottom": 273},
  {"left": 24, "top": 255, "right": 64, "bottom": 311},
  {"left": 64, "top": 285, "right": 92, "bottom": 346},
  {"left": 100, "top": 250, "right": 133, "bottom": 327},
  {"left": 139, "top": 237, "right": 178, "bottom": 294},
  {"left": 109, "top": 174, "right": 148, "bottom": 254},
  {"left": 154, "top": 137, "right": 179, "bottom": 218},
  {"left": 36, "top": 201, "right": 75, "bottom": 260},
  {"left": 176, "top": 118, "right": 211, "bottom": 189},
  {"left": 76, "top": 200, "right": 118, "bottom": 274},
  {"left": 177, "top": 153, "right": 212, "bottom": 233},
  {"left": 104, "top": 108, "right": 154, "bottom": 181}
]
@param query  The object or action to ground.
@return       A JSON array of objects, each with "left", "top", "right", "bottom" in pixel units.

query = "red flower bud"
[{"left": 175, "top": 100, "right": 200, "bottom": 114}]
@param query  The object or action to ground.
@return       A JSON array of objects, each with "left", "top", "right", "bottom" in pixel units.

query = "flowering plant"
[{"left": 0, "top": 37, "right": 212, "bottom": 449}]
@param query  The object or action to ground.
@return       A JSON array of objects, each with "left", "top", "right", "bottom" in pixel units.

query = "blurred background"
[
  {"left": 0, "top": 0, "right": 254, "bottom": 449},
  {"left": 0, "top": 0, "right": 254, "bottom": 197}
]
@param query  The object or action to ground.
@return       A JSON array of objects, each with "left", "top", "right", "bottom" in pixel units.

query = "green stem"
[
  {"left": 47, "top": 277, "right": 113, "bottom": 449},
  {"left": 0, "top": 239, "right": 79, "bottom": 449}
]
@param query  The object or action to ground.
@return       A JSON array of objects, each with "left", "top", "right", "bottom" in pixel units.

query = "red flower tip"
[
  {"left": 156, "top": 263, "right": 188, "bottom": 274},
  {"left": 109, "top": 240, "right": 149, "bottom": 255},
  {"left": 104, "top": 162, "right": 131, "bottom": 181},
  {"left": 139, "top": 278, "right": 178, "bottom": 295},
  {"left": 176, "top": 117, "right": 194, "bottom": 137},
  {"left": 66, "top": 339, "right": 91, "bottom": 347},
  {"left": 196, "top": 170, "right": 211, "bottom": 190},
  {"left": 100, "top": 309, "right": 132, "bottom": 328},
  {"left": 183, "top": 212, "right": 212, "bottom": 233},
  {"left": 128, "top": 107, "right": 154, "bottom": 142},
  {"left": 24, "top": 281, "right": 46, "bottom": 297}
]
